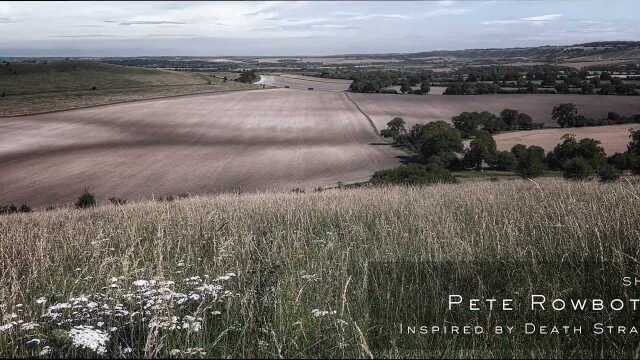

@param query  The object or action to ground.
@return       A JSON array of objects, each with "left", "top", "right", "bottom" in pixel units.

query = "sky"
[{"left": 0, "top": 0, "right": 638, "bottom": 57}]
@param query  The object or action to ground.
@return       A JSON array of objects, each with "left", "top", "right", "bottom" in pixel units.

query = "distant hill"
[{"left": 324, "top": 42, "right": 640, "bottom": 65}]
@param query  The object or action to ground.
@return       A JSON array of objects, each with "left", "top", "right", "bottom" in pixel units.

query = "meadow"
[{"left": 1, "top": 179, "right": 639, "bottom": 358}]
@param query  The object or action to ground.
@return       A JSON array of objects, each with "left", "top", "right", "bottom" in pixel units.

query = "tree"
[
  {"left": 546, "top": 134, "right": 606, "bottom": 171},
  {"left": 511, "top": 144, "right": 528, "bottom": 161},
  {"left": 76, "top": 191, "right": 96, "bottom": 209},
  {"left": 380, "top": 117, "right": 406, "bottom": 141},
  {"left": 581, "top": 81, "right": 595, "bottom": 94},
  {"left": 452, "top": 111, "right": 504, "bottom": 136},
  {"left": 555, "top": 82, "right": 570, "bottom": 94},
  {"left": 598, "top": 84, "right": 615, "bottom": 95},
  {"left": 515, "top": 113, "right": 533, "bottom": 130},
  {"left": 552, "top": 103, "right": 578, "bottom": 128},
  {"left": 628, "top": 129, "right": 640, "bottom": 155},
  {"left": 419, "top": 81, "right": 431, "bottom": 95},
  {"left": 500, "top": 109, "right": 519, "bottom": 129},
  {"left": 598, "top": 164, "right": 621, "bottom": 183},
  {"left": 563, "top": 157, "right": 594, "bottom": 180},
  {"left": 600, "top": 71, "right": 612, "bottom": 81},
  {"left": 463, "top": 130, "right": 496, "bottom": 170},
  {"left": 492, "top": 151, "right": 516, "bottom": 171},
  {"left": 516, "top": 146, "right": 545, "bottom": 178},
  {"left": 452, "top": 112, "right": 482, "bottom": 136},
  {"left": 237, "top": 70, "right": 258, "bottom": 83},
  {"left": 400, "top": 82, "right": 411, "bottom": 94},
  {"left": 417, "top": 121, "right": 464, "bottom": 161}
]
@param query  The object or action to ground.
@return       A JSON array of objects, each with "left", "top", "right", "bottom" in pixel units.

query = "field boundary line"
[
  {"left": 0, "top": 87, "right": 269, "bottom": 118},
  {"left": 344, "top": 92, "right": 380, "bottom": 136}
]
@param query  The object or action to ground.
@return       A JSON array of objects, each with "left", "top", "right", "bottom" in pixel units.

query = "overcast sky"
[{"left": 1, "top": 1, "right": 638, "bottom": 57}]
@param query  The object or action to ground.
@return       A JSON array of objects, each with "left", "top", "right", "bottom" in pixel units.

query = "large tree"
[
  {"left": 417, "top": 121, "right": 464, "bottom": 161},
  {"left": 552, "top": 103, "right": 578, "bottom": 128}
]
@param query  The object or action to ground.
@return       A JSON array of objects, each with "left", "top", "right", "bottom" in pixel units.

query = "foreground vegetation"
[{"left": 1, "top": 179, "right": 639, "bottom": 358}]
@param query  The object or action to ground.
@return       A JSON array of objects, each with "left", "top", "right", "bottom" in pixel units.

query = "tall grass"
[{"left": 1, "top": 179, "right": 639, "bottom": 358}]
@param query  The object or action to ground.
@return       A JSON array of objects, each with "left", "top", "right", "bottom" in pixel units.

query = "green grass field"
[
  {"left": 1, "top": 179, "right": 638, "bottom": 358},
  {"left": 0, "top": 62, "right": 259, "bottom": 115}
]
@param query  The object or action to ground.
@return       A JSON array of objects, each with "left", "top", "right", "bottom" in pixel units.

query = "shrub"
[
  {"left": 492, "top": 151, "right": 517, "bottom": 171},
  {"left": 608, "top": 152, "right": 632, "bottom": 170},
  {"left": 515, "top": 146, "right": 545, "bottom": 178},
  {"left": 370, "top": 164, "right": 457, "bottom": 185},
  {"left": 631, "top": 155, "right": 640, "bottom": 175},
  {"left": 76, "top": 191, "right": 96, "bottom": 209},
  {"left": 108, "top": 197, "right": 127, "bottom": 206},
  {"left": 598, "top": 164, "right": 621, "bottom": 183},
  {"left": 563, "top": 157, "right": 594, "bottom": 180},
  {"left": 0, "top": 204, "right": 30, "bottom": 215},
  {"left": 0, "top": 204, "right": 17, "bottom": 215}
]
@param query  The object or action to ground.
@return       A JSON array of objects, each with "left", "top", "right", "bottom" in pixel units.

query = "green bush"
[
  {"left": 514, "top": 145, "right": 545, "bottom": 178},
  {"left": 563, "top": 157, "right": 594, "bottom": 180},
  {"left": 75, "top": 191, "right": 96, "bottom": 209},
  {"left": 598, "top": 164, "right": 621, "bottom": 183},
  {"left": 371, "top": 164, "right": 457, "bottom": 186},
  {"left": 492, "top": 151, "right": 517, "bottom": 171}
]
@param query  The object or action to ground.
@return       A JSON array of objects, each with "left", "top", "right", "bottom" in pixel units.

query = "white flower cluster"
[{"left": 0, "top": 271, "right": 239, "bottom": 357}]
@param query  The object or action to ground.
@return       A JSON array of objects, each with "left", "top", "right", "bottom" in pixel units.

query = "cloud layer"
[{"left": 0, "top": 1, "right": 637, "bottom": 56}]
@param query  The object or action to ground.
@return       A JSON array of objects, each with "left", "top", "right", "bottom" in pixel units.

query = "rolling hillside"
[{"left": 0, "top": 61, "right": 258, "bottom": 115}]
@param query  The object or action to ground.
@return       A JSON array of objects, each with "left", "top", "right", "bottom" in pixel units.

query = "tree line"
[{"left": 375, "top": 112, "right": 640, "bottom": 185}]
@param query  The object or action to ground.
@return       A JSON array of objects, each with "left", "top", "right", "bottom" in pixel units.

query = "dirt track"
[
  {"left": 349, "top": 93, "right": 640, "bottom": 129},
  {"left": 494, "top": 124, "right": 640, "bottom": 155},
  {"left": 0, "top": 89, "right": 401, "bottom": 207}
]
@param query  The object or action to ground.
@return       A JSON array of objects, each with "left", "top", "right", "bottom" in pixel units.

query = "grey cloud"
[
  {"left": 0, "top": 17, "right": 12, "bottom": 23},
  {"left": 119, "top": 20, "right": 187, "bottom": 26},
  {"left": 483, "top": 14, "right": 562, "bottom": 26},
  {"left": 103, "top": 20, "right": 187, "bottom": 26},
  {"left": 50, "top": 34, "right": 119, "bottom": 38}
]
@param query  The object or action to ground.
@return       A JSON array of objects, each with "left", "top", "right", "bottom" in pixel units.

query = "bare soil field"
[
  {"left": 494, "top": 124, "right": 640, "bottom": 155},
  {"left": 348, "top": 93, "right": 640, "bottom": 129},
  {"left": 256, "top": 74, "right": 352, "bottom": 92},
  {"left": 0, "top": 89, "right": 401, "bottom": 208}
]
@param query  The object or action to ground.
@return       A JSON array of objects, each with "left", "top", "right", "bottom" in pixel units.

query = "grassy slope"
[
  {"left": 0, "top": 62, "right": 259, "bottom": 115},
  {"left": 1, "top": 179, "right": 639, "bottom": 358}
]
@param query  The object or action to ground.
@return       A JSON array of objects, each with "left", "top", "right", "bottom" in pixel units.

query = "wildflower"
[
  {"left": 133, "top": 280, "right": 149, "bottom": 288},
  {"left": 39, "top": 346, "right": 52, "bottom": 356},
  {"left": 25, "top": 338, "right": 41, "bottom": 347},
  {"left": 169, "top": 349, "right": 182, "bottom": 356},
  {"left": 20, "top": 322, "right": 39, "bottom": 331},
  {"left": 69, "top": 325, "right": 109, "bottom": 355},
  {"left": 301, "top": 274, "right": 319, "bottom": 281},
  {"left": 311, "top": 309, "right": 336, "bottom": 318},
  {"left": 35, "top": 297, "right": 47, "bottom": 305}
]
